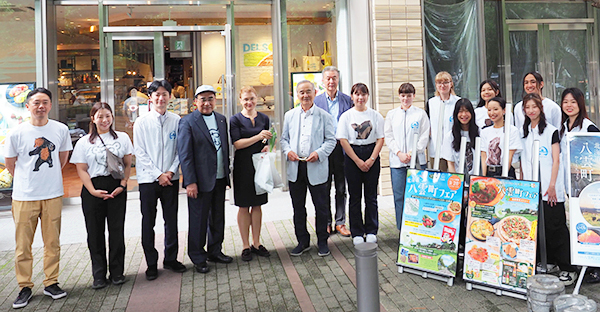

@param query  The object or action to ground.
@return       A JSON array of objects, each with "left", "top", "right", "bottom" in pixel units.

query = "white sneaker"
[
  {"left": 366, "top": 234, "right": 377, "bottom": 243},
  {"left": 353, "top": 236, "right": 365, "bottom": 246},
  {"left": 559, "top": 271, "right": 578, "bottom": 286}
]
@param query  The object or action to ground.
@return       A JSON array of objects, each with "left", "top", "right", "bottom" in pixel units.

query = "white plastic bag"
[{"left": 252, "top": 152, "right": 283, "bottom": 195}]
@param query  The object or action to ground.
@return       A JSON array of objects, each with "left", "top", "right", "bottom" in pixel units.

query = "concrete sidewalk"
[{"left": 0, "top": 192, "right": 598, "bottom": 311}]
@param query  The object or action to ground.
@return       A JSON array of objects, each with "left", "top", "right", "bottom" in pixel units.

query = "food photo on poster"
[
  {"left": 0, "top": 83, "right": 34, "bottom": 191},
  {"left": 566, "top": 133, "right": 600, "bottom": 267},
  {"left": 397, "top": 169, "right": 464, "bottom": 277},
  {"left": 462, "top": 176, "right": 539, "bottom": 293}
]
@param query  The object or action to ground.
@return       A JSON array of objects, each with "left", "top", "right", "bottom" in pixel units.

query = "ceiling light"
[
  {"left": 69, "top": 21, "right": 74, "bottom": 24},
  {"left": 90, "top": 25, "right": 95, "bottom": 32},
  {"left": 86, "top": 18, "right": 91, "bottom": 21},
  {"left": 111, "top": 6, "right": 116, "bottom": 9},
  {"left": 15, "top": 17, "right": 20, "bottom": 21}
]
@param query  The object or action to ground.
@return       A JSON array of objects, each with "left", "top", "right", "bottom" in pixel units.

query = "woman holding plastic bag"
[
  {"left": 230, "top": 86, "right": 273, "bottom": 261},
  {"left": 337, "top": 83, "right": 385, "bottom": 246}
]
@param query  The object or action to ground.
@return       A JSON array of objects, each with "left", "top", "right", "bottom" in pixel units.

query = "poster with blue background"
[
  {"left": 567, "top": 133, "right": 600, "bottom": 266},
  {"left": 397, "top": 169, "right": 464, "bottom": 277}
]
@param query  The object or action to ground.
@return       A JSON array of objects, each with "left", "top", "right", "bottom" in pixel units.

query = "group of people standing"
[
  {"left": 422, "top": 71, "right": 600, "bottom": 287},
  {"left": 6, "top": 65, "right": 598, "bottom": 309}
]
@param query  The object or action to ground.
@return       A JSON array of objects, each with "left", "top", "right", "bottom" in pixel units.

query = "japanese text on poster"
[
  {"left": 397, "top": 170, "right": 464, "bottom": 277},
  {"left": 462, "top": 176, "right": 539, "bottom": 293}
]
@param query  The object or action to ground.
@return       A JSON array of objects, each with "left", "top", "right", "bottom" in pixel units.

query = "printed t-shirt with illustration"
[
  {"left": 70, "top": 132, "right": 133, "bottom": 178},
  {"left": 5, "top": 120, "right": 73, "bottom": 201},
  {"left": 336, "top": 107, "right": 385, "bottom": 145},
  {"left": 441, "top": 130, "right": 475, "bottom": 174},
  {"left": 202, "top": 113, "right": 225, "bottom": 179},
  {"left": 480, "top": 125, "right": 522, "bottom": 166}
]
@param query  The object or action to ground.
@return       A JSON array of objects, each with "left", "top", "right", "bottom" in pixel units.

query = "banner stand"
[
  {"left": 465, "top": 282, "right": 527, "bottom": 300},
  {"left": 464, "top": 140, "right": 540, "bottom": 301},
  {"left": 573, "top": 266, "right": 587, "bottom": 295},
  {"left": 397, "top": 265, "right": 454, "bottom": 286}
]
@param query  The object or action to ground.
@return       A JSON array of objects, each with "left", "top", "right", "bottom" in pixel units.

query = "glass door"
[
  {"left": 506, "top": 23, "right": 595, "bottom": 117},
  {"left": 109, "top": 33, "right": 159, "bottom": 137}
]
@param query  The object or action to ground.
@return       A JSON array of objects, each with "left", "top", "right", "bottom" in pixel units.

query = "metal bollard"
[{"left": 355, "top": 242, "right": 379, "bottom": 312}]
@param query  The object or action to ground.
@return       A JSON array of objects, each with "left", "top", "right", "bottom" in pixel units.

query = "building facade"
[{"left": 0, "top": 0, "right": 598, "bottom": 203}]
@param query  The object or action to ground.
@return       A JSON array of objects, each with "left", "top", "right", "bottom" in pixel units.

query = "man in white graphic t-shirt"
[{"left": 5, "top": 88, "right": 72, "bottom": 309}]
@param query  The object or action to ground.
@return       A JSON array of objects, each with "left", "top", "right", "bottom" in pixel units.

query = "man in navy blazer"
[
  {"left": 314, "top": 66, "right": 353, "bottom": 237},
  {"left": 281, "top": 80, "right": 336, "bottom": 257},
  {"left": 178, "top": 85, "right": 232, "bottom": 274}
]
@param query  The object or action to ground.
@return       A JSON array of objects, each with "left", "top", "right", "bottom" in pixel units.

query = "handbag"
[
  {"left": 213, "top": 76, "right": 224, "bottom": 99},
  {"left": 252, "top": 152, "right": 284, "bottom": 195},
  {"left": 303, "top": 42, "right": 321, "bottom": 72},
  {"left": 98, "top": 135, "right": 125, "bottom": 180}
]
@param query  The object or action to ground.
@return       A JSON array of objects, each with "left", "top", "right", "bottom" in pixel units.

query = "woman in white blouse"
[{"left": 70, "top": 102, "right": 133, "bottom": 290}]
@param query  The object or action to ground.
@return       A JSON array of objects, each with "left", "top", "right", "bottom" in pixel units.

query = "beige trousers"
[{"left": 12, "top": 196, "right": 62, "bottom": 289}]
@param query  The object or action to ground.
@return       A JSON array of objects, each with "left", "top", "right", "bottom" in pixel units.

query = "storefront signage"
[
  {"left": 0, "top": 83, "right": 34, "bottom": 189},
  {"left": 243, "top": 42, "right": 273, "bottom": 67},
  {"left": 397, "top": 169, "right": 464, "bottom": 277},
  {"left": 462, "top": 176, "right": 539, "bottom": 293},
  {"left": 566, "top": 133, "right": 600, "bottom": 266}
]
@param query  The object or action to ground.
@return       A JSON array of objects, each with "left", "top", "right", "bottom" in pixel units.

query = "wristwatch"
[{"left": 119, "top": 184, "right": 127, "bottom": 190}]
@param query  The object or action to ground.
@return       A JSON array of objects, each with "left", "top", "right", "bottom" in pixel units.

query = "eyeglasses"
[
  {"left": 198, "top": 96, "right": 215, "bottom": 103},
  {"left": 436, "top": 81, "right": 451, "bottom": 86}
]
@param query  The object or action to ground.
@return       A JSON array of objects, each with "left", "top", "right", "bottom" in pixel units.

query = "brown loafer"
[{"left": 336, "top": 225, "right": 351, "bottom": 237}]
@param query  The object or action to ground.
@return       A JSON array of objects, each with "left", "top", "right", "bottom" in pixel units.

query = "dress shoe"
[
  {"left": 336, "top": 225, "right": 351, "bottom": 237},
  {"left": 194, "top": 262, "right": 210, "bottom": 273},
  {"left": 241, "top": 248, "right": 253, "bottom": 261},
  {"left": 164, "top": 260, "right": 187, "bottom": 273},
  {"left": 251, "top": 245, "right": 271, "bottom": 257},
  {"left": 207, "top": 253, "right": 233, "bottom": 264},
  {"left": 145, "top": 264, "right": 158, "bottom": 280}
]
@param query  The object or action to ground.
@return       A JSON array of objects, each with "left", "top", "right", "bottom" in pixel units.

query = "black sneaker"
[
  {"left": 146, "top": 264, "right": 158, "bottom": 280},
  {"left": 92, "top": 278, "right": 108, "bottom": 289},
  {"left": 251, "top": 245, "right": 271, "bottom": 257},
  {"left": 43, "top": 283, "right": 67, "bottom": 300},
  {"left": 164, "top": 260, "right": 187, "bottom": 273},
  {"left": 290, "top": 243, "right": 311, "bottom": 256},
  {"left": 241, "top": 248, "right": 253, "bottom": 261},
  {"left": 317, "top": 243, "right": 330, "bottom": 257},
  {"left": 13, "top": 287, "right": 32, "bottom": 309},
  {"left": 110, "top": 275, "right": 127, "bottom": 285}
]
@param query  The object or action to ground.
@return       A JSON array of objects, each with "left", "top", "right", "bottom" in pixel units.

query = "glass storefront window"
[
  {"left": 0, "top": 0, "right": 36, "bottom": 83},
  {"left": 108, "top": 5, "right": 226, "bottom": 26},
  {"left": 0, "top": 1, "right": 36, "bottom": 206},
  {"left": 55, "top": 5, "right": 100, "bottom": 198},
  {"left": 484, "top": 0, "right": 504, "bottom": 90},
  {"left": 287, "top": 0, "right": 337, "bottom": 110},
  {"left": 505, "top": 2, "right": 588, "bottom": 19},
  {"left": 234, "top": 4, "right": 274, "bottom": 118}
]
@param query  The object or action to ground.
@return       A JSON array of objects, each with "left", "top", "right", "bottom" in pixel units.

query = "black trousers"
[
  {"left": 344, "top": 144, "right": 380, "bottom": 237},
  {"left": 540, "top": 201, "right": 576, "bottom": 272},
  {"left": 289, "top": 161, "right": 330, "bottom": 246},
  {"left": 139, "top": 181, "right": 179, "bottom": 266},
  {"left": 81, "top": 175, "right": 126, "bottom": 280},
  {"left": 485, "top": 165, "right": 516, "bottom": 178},
  {"left": 187, "top": 178, "right": 226, "bottom": 264},
  {"left": 326, "top": 142, "right": 347, "bottom": 226}
]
